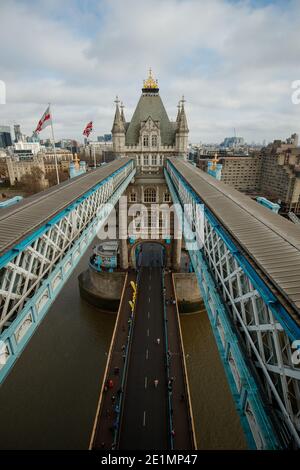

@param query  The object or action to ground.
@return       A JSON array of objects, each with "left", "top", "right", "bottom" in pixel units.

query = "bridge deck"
[
  {"left": 0, "top": 158, "right": 131, "bottom": 257},
  {"left": 90, "top": 265, "right": 195, "bottom": 450},
  {"left": 169, "top": 158, "right": 300, "bottom": 321}
]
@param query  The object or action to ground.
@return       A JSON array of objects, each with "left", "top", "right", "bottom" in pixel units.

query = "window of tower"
[
  {"left": 130, "top": 192, "right": 137, "bottom": 203},
  {"left": 143, "top": 155, "right": 149, "bottom": 166},
  {"left": 137, "top": 155, "right": 141, "bottom": 166},
  {"left": 152, "top": 154, "right": 157, "bottom": 165},
  {"left": 164, "top": 191, "right": 171, "bottom": 203},
  {"left": 143, "top": 135, "right": 149, "bottom": 147},
  {"left": 144, "top": 187, "right": 157, "bottom": 203},
  {"left": 151, "top": 135, "right": 157, "bottom": 147}
]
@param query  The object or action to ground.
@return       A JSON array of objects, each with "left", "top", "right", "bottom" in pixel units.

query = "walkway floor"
[
  {"left": 90, "top": 271, "right": 136, "bottom": 450},
  {"left": 164, "top": 271, "right": 195, "bottom": 449}
]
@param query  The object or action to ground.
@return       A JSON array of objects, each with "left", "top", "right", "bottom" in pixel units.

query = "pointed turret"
[
  {"left": 175, "top": 96, "right": 189, "bottom": 157},
  {"left": 120, "top": 102, "right": 126, "bottom": 124},
  {"left": 111, "top": 96, "right": 125, "bottom": 154},
  {"left": 178, "top": 97, "right": 189, "bottom": 132},
  {"left": 111, "top": 96, "right": 125, "bottom": 134}
]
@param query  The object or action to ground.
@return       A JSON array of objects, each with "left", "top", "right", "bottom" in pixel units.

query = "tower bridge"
[{"left": 0, "top": 71, "right": 300, "bottom": 449}]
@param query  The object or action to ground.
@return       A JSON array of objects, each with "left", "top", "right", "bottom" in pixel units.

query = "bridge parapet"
[{"left": 165, "top": 158, "right": 300, "bottom": 449}]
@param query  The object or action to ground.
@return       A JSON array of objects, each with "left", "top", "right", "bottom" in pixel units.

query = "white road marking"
[
  {"left": 146, "top": 349, "right": 149, "bottom": 360},
  {"left": 147, "top": 328, "right": 150, "bottom": 337},
  {"left": 144, "top": 376, "right": 148, "bottom": 389},
  {"left": 148, "top": 297, "right": 151, "bottom": 303},
  {"left": 148, "top": 311, "right": 150, "bottom": 319},
  {"left": 143, "top": 411, "right": 146, "bottom": 427},
  {"left": 149, "top": 285, "right": 151, "bottom": 291}
]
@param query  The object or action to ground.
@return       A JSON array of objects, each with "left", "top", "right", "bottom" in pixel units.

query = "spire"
[
  {"left": 120, "top": 101, "right": 126, "bottom": 124},
  {"left": 178, "top": 95, "right": 188, "bottom": 133},
  {"left": 111, "top": 95, "right": 125, "bottom": 134},
  {"left": 176, "top": 101, "right": 181, "bottom": 122}
]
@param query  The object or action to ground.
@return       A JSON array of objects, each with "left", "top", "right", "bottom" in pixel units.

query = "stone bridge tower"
[{"left": 111, "top": 70, "right": 189, "bottom": 270}]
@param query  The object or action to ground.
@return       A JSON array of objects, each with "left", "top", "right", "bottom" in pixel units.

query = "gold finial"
[
  {"left": 211, "top": 153, "right": 219, "bottom": 171},
  {"left": 73, "top": 152, "right": 80, "bottom": 169},
  {"left": 143, "top": 68, "right": 159, "bottom": 89}
]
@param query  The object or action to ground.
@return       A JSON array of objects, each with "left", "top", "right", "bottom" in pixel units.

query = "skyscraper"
[{"left": 0, "top": 126, "right": 12, "bottom": 148}]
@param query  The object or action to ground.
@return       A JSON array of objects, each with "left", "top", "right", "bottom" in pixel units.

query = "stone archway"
[{"left": 129, "top": 239, "right": 171, "bottom": 269}]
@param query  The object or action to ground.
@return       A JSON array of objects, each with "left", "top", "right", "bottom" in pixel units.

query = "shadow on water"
[{"left": 180, "top": 311, "right": 248, "bottom": 450}]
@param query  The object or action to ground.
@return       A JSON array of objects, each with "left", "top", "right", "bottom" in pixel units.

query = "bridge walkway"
[
  {"left": 89, "top": 271, "right": 136, "bottom": 450},
  {"left": 163, "top": 271, "right": 196, "bottom": 450}
]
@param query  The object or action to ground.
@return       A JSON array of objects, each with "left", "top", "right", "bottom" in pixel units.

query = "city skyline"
[{"left": 0, "top": 0, "right": 299, "bottom": 143}]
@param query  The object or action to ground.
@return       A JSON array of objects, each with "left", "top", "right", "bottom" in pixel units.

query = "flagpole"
[
  {"left": 93, "top": 143, "right": 96, "bottom": 169},
  {"left": 49, "top": 103, "right": 60, "bottom": 185}
]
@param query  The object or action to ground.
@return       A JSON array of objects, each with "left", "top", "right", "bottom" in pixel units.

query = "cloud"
[{"left": 0, "top": 0, "right": 299, "bottom": 143}]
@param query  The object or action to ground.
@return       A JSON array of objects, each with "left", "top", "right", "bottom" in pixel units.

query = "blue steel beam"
[
  {"left": 165, "top": 166, "right": 282, "bottom": 450},
  {"left": 0, "top": 163, "right": 135, "bottom": 383}
]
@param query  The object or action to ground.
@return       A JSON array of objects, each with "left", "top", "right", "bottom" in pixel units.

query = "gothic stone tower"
[{"left": 111, "top": 70, "right": 189, "bottom": 269}]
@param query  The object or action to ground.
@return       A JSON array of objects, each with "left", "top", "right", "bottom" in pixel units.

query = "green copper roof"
[{"left": 125, "top": 93, "right": 176, "bottom": 146}]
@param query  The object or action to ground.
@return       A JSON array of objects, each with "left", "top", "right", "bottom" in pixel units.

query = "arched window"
[
  {"left": 151, "top": 134, "right": 157, "bottom": 147},
  {"left": 144, "top": 187, "right": 157, "bottom": 203},
  {"left": 143, "top": 134, "right": 149, "bottom": 147}
]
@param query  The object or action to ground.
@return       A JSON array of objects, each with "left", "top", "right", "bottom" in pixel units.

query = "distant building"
[
  {"left": 198, "top": 134, "right": 300, "bottom": 214},
  {"left": 6, "top": 155, "right": 48, "bottom": 187},
  {"left": 14, "top": 124, "right": 23, "bottom": 143},
  {"left": 221, "top": 136, "right": 245, "bottom": 148},
  {"left": 0, "top": 126, "right": 12, "bottom": 148},
  {"left": 97, "top": 134, "right": 112, "bottom": 143}
]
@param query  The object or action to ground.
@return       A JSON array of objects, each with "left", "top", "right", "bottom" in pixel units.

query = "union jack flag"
[{"left": 83, "top": 121, "right": 93, "bottom": 137}]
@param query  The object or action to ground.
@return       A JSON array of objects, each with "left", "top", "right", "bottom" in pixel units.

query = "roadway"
[{"left": 118, "top": 244, "right": 168, "bottom": 450}]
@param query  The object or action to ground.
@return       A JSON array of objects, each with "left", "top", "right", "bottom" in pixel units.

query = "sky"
[{"left": 0, "top": 0, "right": 300, "bottom": 144}]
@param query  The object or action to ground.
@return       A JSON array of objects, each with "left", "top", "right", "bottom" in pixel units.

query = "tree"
[
  {"left": 47, "top": 169, "right": 69, "bottom": 187},
  {"left": 19, "top": 166, "right": 46, "bottom": 195}
]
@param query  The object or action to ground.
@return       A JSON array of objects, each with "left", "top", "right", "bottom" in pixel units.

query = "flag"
[
  {"left": 34, "top": 105, "right": 52, "bottom": 134},
  {"left": 83, "top": 121, "right": 93, "bottom": 137}
]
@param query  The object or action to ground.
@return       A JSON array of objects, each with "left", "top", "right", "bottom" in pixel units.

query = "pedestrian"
[
  {"left": 121, "top": 344, "right": 126, "bottom": 351},
  {"left": 111, "top": 395, "right": 116, "bottom": 403},
  {"left": 122, "top": 353, "right": 126, "bottom": 362},
  {"left": 156, "top": 338, "right": 160, "bottom": 345},
  {"left": 101, "top": 442, "right": 105, "bottom": 448},
  {"left": 106, "top": 409, "right": 110, "bottom": 417},
  {"left": 171, "top": 429, "right": 175, "bottom": 437},
  {"left": 180, "top": 394, "right": 185, "bottom": 402},
  {"left": 108, "top": 379, "right": 114, "bottom": 389},
  {"left": 154, "top": 379, "right": 159, "bottom": 388}
]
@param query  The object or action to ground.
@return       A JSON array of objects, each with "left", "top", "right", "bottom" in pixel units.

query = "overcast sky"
[{"left": 0, "top": 0, "right": 299, "bottom": 144}]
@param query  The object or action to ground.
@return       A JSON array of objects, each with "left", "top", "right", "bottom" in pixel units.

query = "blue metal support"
[{"left": 164, "top": 166, "right": 281, "bottom": 450}]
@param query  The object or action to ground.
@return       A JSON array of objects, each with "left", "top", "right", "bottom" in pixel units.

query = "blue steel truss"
[
  {"left": 0, "top": 161, "right": 136, "bottom": 383},
  {"left": 165, "top": 161, "right": 300, "bottom": 449}
]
